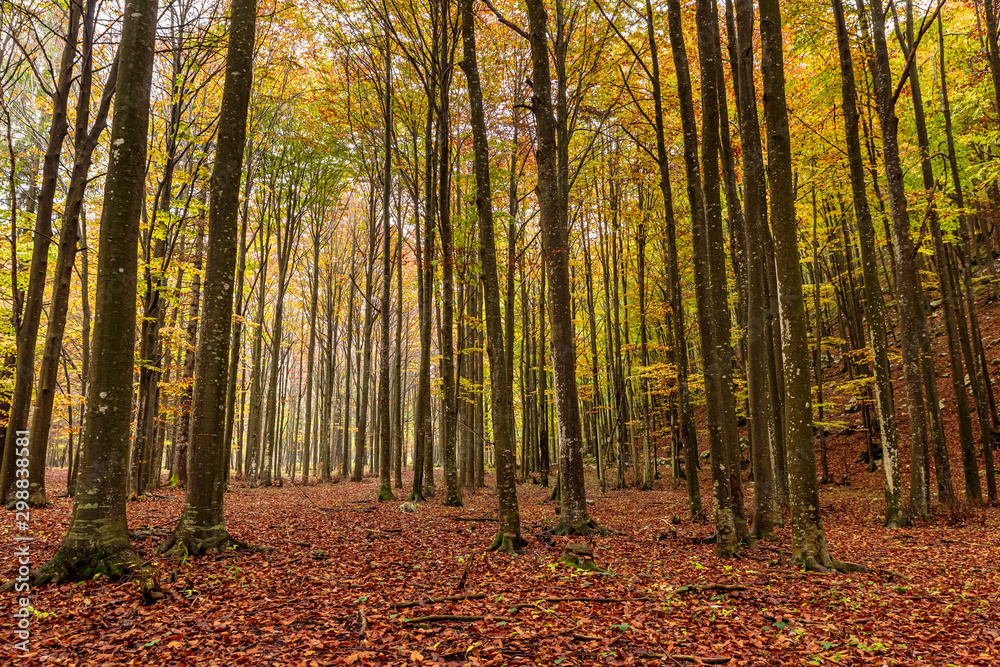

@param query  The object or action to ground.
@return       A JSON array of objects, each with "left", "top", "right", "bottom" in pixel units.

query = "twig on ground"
[
  {"left": 401, "top": 614, "right": 487, "bottom": 623},
  {"left": 391, "top": 592, "right": 486, "bottom": 609}
]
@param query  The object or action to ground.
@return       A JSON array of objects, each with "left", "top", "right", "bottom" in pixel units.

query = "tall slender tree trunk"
[
  {"left": 175, "top": 214, "right": 206, "bottom": 486},
  {"left": 761, "top": 0, "right": 854, "bottom": 570},
  {"left": 831, "top": 0, "right": 902, "bottom": 526},
  {"left": 353, "top": 193, "right": 378, "bottom": 482},
  {"left": 863, "top": 0, "right": 933, "bottom": 519},
  {"left": 393, "top": 208, "right": 405, "bottom": 489},
  {"left": 734, "top": 0, "right": 780, "bottom": 538},
  {"left": 340, "top": 251, "right": 357, "bottom": 480},
  {"left": 461, "top": 0, "right": 522, "bottom": 550},
  {"left": 439, "top": 6, "right": 462, "bottom": 507},
  {"left": 410, "top": 106, "right": 436, "bottom": 501},
  {"left": 26, "top": 7, "right": 116, "bottom": 507},
  {"left": 523, "top": 0, "right": 599, "bottom": 534},
  {"left": 644, "top": 0, "right": 700, "bottom": 517},
  {"left": 669, "top": 0, "right": 740, "bottom": 555},
  {"left": 160, "top": 0, "right": 255, "bottom": 554},
  {"left": 302, "top": 231, "right": 321, "bottom": 485},
  {"left": 31, "top": 0, "right": 158, "bottom": 584},
  {"left": 377, "top": 32, "right": 396, "bottom": 502},
  {"left": 0, "top": 1, "right": 82, "bottom": 504}
]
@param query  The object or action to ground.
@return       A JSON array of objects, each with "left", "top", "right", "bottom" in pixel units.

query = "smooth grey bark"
[
  {"left": 668, "top": 0, "right": 740, "bottom": 555},
  {"left": 734, "top": 0, "right": 780, "bottom": 539},
  {"left": 160, "top": 0, "right": 256, "bottom": 555},
  {"left": 640, "top": 0, "right": 700, "bottom": 516},
  {"left": 761, "top": 0, "right": 855, "bottom": 570},
  {"left": 438, "top": 5, "right": 462, "bottom": 507}
]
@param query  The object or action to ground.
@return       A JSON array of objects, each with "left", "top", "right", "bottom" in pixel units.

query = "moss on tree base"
[
  {"left": 377, "top": 484, "right": 397, "bottom": 502},
  {"left": 443, "top": 491, "right": 463, "bottom": 508},
  {"left": 16, "top": 545, "right": 143, "bottom": 588},
  {"left": 487, "top": 532, "right": 524, "bottom": 555},
  {"left": 159, "top": 525, "right": 266, "bottom": 559}
]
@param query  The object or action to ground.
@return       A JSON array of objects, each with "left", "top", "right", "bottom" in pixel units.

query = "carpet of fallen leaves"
[{"left": 1, "top": 459, "right": 998, "bottom": 666}]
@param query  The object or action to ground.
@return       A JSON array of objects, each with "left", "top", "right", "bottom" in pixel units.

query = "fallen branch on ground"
[
  {"left": 666, "top": 583, "right": 747, "bottom": 595},
  {"left": 636, "top": 652, "right": 732, "bottom": 664},
  {"left": 391, "top": 592, "right": 487, "bottom": 609},
  {"left": 401, "top": 614, "right": 486, "bottom": 623}
]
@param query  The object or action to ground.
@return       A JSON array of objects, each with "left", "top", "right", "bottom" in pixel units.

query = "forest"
[{"left": 1, "top": 0, "right": 999, "bottom": 662}]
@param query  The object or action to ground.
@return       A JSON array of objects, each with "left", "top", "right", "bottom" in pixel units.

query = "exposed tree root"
[
  {"left": 799, "top": 553, "right": 867, "bottom": 574},
  {"left": 5, "top": 494, "right": 51, "bottom": 510},
  {"left": 159, "top": 525, "right": 268, "bottom": 559},
  {"left": 26, "top": 491, "right": 52, "bottom": 509},
  {"left": 377, "top": 484, "right": 396, "bottom": 502},
  {"left": 487, "top": 532, "right": 524, "bottom": 554},
  {"left": 549, "top": 516, "right": 608, "bottom": 537},
  {"left": 7, "top": 545, "right": 144, "bottom": 589}
]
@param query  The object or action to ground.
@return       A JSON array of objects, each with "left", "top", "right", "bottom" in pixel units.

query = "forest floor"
[
  {"left": 5, "top": 292, "right": 1000, "bottom": 666},
  {"left": 1, "top": 462, "right": 998, "bottom": 666}
]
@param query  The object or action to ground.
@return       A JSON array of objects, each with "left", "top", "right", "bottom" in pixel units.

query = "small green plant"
[{"left": 29, "top": 606, "right": 57, "bottom": 621}]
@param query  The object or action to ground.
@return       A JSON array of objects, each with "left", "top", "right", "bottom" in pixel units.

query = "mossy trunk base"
[
  {"left": 159, "top": 525, "right": 264, "bottom": 558},
  {"left": 377, "top": 484, "right": 396, "bottom": 502},
  {"left": 21, "top": 545, "right": 142, "bottom": 588},
  {"left": 487, "top": 533, "right": 524, "bottom": 554},
  {"left": 7, "top": 491, "right": 52, "bottom": 510}
]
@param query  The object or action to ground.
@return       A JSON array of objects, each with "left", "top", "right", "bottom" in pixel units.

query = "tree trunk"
[
  {"left": 0, "top": 0, "right": 82, "bottom": 504},
  {"left": 377, "top": 32, "right": 396, "bottom": 502},
  {"left": 831, "top": 0, "right": 902, "bottom": 526},
  {"left": 159, "top": 0, "right": 254, "bottom": 553},
  {"left": 669, "top": 0, "right": 740, "bottom": 555},
  {"left": 761, "top": 0, "right": 853, "bottom": 570},
  {"left": 460, "top": 0, "right": 523, "bottom": 544},
  {"left": 862, "top": 0, "right": 933, "bottom": 519},
  {"left": 31, "top": 0, "right": 157, "bottom": 584},
  {"left": 523, "top": 0, "right": 598, "bottom": 534},
  {"left": 26, "top": 9, "right": 116, "bottom": 507},
  {"left": 438, "top": 7, "right": 462, "bottom": 507},
  {"left": 302, "top": 231, "right": 321, "bottom": 485},
  {"left": 734, "top": 0, "right": 780, "bottom": 538}
]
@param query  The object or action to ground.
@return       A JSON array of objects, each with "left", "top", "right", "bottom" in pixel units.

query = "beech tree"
[
  {"left": 160, "top": 0, "right": 256, "bottom": 556},
  {"left": 30, "top": 0, "right": 159, "bottom": 584}
]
